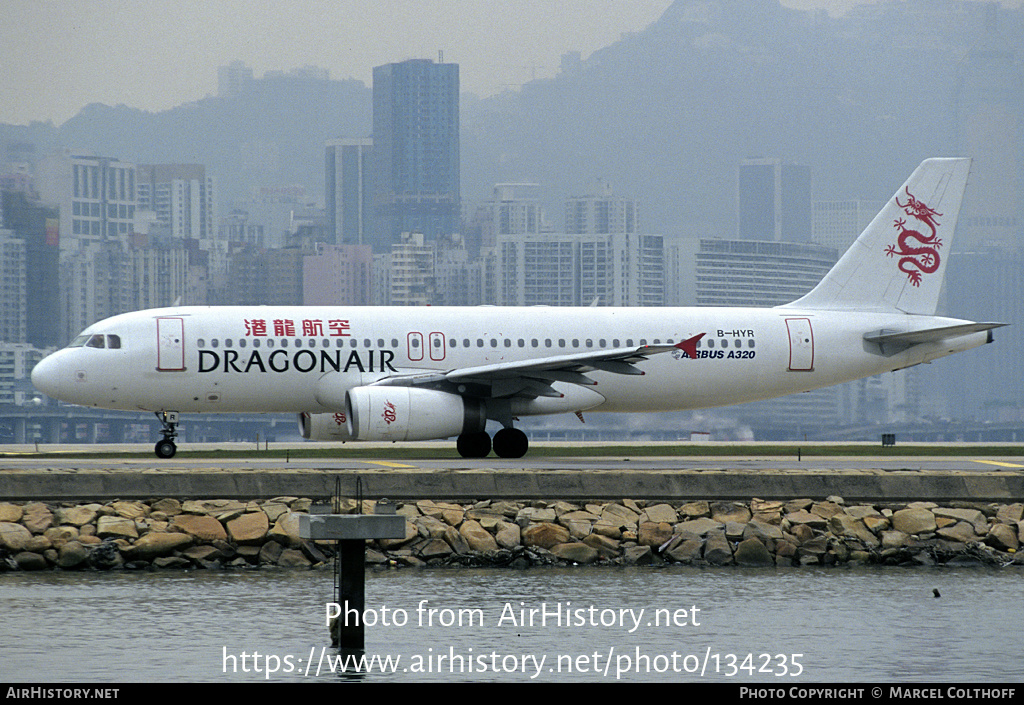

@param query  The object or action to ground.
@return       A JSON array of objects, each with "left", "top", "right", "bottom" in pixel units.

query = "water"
[{"left": 1, "top": 565, "right": 1020, "bottom": 683}]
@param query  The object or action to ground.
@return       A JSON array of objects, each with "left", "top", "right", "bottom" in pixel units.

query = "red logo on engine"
[
  {"left": 885, "top": 187, "right": 943, "bottom": 287},
  {"left": 381, "top": 401, "right": 397, "bottom": 425}
]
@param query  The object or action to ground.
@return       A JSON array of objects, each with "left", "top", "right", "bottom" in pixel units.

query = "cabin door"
[
  {"left": 156, "top": 317, "right": 186, "bottom": 371},
  {"left": 785, "top": 318, "right": 814, "bottom": 371}
]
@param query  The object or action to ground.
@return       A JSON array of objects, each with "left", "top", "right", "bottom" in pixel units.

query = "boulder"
[
  {"left": 985, "top": 523, "right": 1019, "bottom": 552},
  {"left": 550, "top": 542, "right": 599, "bottom": 564},
  {"left": 0, "top": 503, "right": 22, "bottom": 523},
  {"left": 522, "top": 522, "right": 571, "bottom": 550},
  {"left": 703, "top": 532, "right": 733, "bottom": 565},
  {"left": 171, "top": 514, "right": 228, "bottom": 542},
  {"left": 57, "top": 541, "right": 90, "bottom": 569},
  {"left": 675, "top": 517, "right": 723, "bottom": 536},
  {"left": 96, "top": 516, "right": 138, "bottom": 540},
  {"left": 734, "top": 538, "right": 774, "bottom": 566},
  {"left": 891, "top": 507, "right": 937, "bottom": 535},
  {"left": 638, "top": 521, "right": 673, "bottom": 547},
  {"left": 494, "top": 521, "right": 521, "bottom": 549},
  {"left": 459, "top": 520, "right": 498, "bottom": 553},
  {"left": 642, "top": 504, "right": 678, "bottom": 524},
  {"left": 226, "top": 511, "right": 269, "bottom": 544},
  {"left": 20, "top": 503, "right": 54, "bottom": 534},
  {"left": 0, "top": 522, "right": 33, "bottom": 551},
  {"left": 123, "top": 532, "right": 193, "bottom": 560}
]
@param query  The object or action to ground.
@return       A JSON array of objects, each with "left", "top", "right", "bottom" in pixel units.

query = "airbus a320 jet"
[{"left": 32, "top": 158, "right": 1003, "bottom": 458}]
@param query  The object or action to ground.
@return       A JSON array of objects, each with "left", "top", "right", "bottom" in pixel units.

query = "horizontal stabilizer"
[{"left": 864, "top": 322, "right": 1005, "bottom": 356}]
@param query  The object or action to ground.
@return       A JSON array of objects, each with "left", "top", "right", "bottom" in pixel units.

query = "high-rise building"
[
  {"left": 737, "top": 159, "right": 811, "bottom": 242},
  {"left": 35, "top": 151, "right": 136, "bottom": 248},
  {"left": 303, "top": 242, "right": 373, "bottom": 306},
  {"left": 372, "top": 59, "right": 460, "bottom": 251},
  {"left": 136, "top": 164, "right": 218, "bottom": 241},
  {"left": 325, "top": 138, "right": 373, "bottom": 245},
  {"left": 0, "top": 191, "right": 59, "bottom": 347},
  {"left": 565, "top": 180, "right": 638, "bottom": 235}
]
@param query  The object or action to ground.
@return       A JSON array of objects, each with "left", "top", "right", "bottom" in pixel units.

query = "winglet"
[
  {"left": 782, "top": 158, "right": 971, "bottom": 315},
  {"left": 675, "top": 332, "right": 706, "bottom": 359}
]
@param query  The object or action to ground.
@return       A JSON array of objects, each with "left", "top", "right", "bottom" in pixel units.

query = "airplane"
[{"left": 31, "top": 158, "right": 1004, "bottom": 459}]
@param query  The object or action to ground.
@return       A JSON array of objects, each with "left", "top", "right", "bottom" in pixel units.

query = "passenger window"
[
  {"left": 224, "top": 339, "right": 233, "bottom": 348},
  {"left": 211, "top": 339, "right": 219, "bottom": 349},
  {"left": 197, "top": 338, "right": 206, "bottom": 348},
  {"left": 239, "top": 338, "right": 247, "bottom": 348},
  {"left": 545, "top": 339, "right": 552, "bottom": 348}
]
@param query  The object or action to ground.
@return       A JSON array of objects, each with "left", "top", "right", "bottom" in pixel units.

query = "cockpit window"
[{"left": 68, "top": 333, "right": 123, "bottom": 349}]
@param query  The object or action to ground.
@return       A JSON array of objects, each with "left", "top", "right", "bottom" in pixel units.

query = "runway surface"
[{"left": 2, "top": 442, "right": 1022, "bottom": 502}]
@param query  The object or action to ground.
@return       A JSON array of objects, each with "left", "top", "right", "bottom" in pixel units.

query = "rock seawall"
[{"left": 1, "top": 496, "right": 1022, "bottom": 571}]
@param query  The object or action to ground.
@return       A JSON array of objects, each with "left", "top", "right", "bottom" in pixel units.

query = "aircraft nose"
[{"left": 31, "top": 353, "right": 64, "bottom": 400}]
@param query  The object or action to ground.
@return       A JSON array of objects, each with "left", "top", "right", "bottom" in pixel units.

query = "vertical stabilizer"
[{"left": 783, "top": 158, "right": 971, "bottom": 315}]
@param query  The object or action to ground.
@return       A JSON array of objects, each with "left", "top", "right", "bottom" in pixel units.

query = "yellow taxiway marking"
[
  {"left": 972, "top": 460, "right": 1024, "bottom": 468},
  {"left": 360, "top": 460, "right": 419, "bottom": 469}
]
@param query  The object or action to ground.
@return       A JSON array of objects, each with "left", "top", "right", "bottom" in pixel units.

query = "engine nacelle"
[
  {"left": 346, "top": 386, "right": 485, "bottom": 442},
  {"left": 297, "top": 411, "right": 356, "bottom": 441}
]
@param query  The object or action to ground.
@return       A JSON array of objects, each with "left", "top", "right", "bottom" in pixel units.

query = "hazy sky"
[{"left": 2, "top": 0, "right": 1020, "bottom": 126}]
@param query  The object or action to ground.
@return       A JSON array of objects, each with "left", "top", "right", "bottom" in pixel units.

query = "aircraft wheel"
[
  {"left": 456, "top": 431, "right": 491, "bottom": 458},
  {"left": 492, "top": 428, "right": 528, "bottom": 459},
  {"left": 155, "top": 439, "right": 177, "bottom": 459}
]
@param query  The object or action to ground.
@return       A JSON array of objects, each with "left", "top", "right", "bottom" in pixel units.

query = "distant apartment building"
[
  {"left": 492, "top": 231, "right": 664, "bottom": 308},
  {"left": 565, "top": 180, "right": 639, "bottom": 235},
  {"left": 36, "top": 152, "right": 136, "bottom": 248},
  {"left": 0, "top": 190, "right": 59, "bottom": 347},
  {"left": 303, "top": 242, "right": 373, "bottom": 306},
  {"left": 387, "top": 232, "right": 435, "bottom": 306},
  {"left": 666, "top": 238, "right": 836, "bottom": 307},
  {"left": 372, "top": 59, "right": 460, "bottom": 250},
  {"left": 325, "top": 138, "right": 373, "bottom": 246},
  {"left": 737, "top": 159, "right": 811, "bottom": 243},
  {"left": 136, "top": 164, "right": 218, "bottom": 241}
]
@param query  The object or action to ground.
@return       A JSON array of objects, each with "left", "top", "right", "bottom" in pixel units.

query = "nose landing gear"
[{"left": 154, "top": 411, "right": 179, "bottom": 459}]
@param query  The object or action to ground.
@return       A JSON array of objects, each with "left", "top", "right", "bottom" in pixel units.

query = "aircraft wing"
[
  {"left": 370, "top": 341, "right": 691, "bottom": 399},
  {"left": 864, "top": 322, "right": 1006, "bottom": 356}
]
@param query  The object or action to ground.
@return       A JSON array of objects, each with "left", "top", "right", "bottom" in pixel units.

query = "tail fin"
[{"left": 783, "top": 158, "right": 971, "bottom": 315}]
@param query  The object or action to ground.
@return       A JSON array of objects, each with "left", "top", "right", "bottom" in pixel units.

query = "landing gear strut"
[{"left": 155, "top": 411, "right": 179, "bottom": 459}]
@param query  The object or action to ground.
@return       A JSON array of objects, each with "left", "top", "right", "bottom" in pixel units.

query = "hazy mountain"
[{"left": 3, "top": 0, "right": 1021, "bottom": 234}]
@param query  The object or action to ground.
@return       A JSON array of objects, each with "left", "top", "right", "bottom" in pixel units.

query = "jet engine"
[
  {"left": 346, "top": 386, "right": 486, "bottom": 442},
  {"left": 297, "top": 411, "right": 357, "bottom": 441}
]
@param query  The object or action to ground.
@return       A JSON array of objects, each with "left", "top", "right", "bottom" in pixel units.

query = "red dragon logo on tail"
[{"left": 885, "top": 187, "right": 943, "bottom": 287}]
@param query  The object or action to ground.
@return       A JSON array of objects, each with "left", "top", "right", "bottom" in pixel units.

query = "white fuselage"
[{"left": 31, "top": 305, "right": 987, "bottom": 417}]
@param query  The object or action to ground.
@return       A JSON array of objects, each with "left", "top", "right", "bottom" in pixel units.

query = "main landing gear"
[
  {"left": 154, "top": 411, "right": 179, "bottom": 459},
  {"left": 456, "top": 427, "right": 528, "bottom": 459}
]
